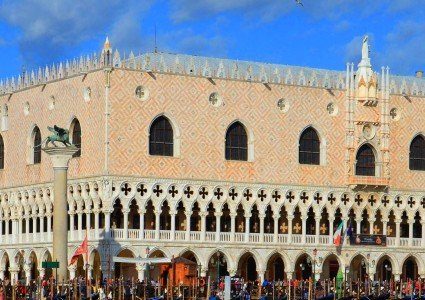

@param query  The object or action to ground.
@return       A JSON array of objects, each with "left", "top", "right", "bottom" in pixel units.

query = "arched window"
[
  {"left": 356, "top": 144, "right": 375, "bottom": 176},
  {"left": 225, "top": 122, "right": 248, "bottom": 161},
  {"left": 33, "top": 126, "right": 41, "bottom": 164},
  {"left": 149, "top": 116, "right": 173, "bottom": 156},
  {"left": 409, "top": 135, "right": 425, "bottom": 170},
  {"left": 0, "top": 135, "right": 4, "bottom": 169},
  {"left": 71, "top": 119, "right": 81, "bottom": 157},
  {"left": 299, "top": 127, "right": 320, "bottom": 165}
]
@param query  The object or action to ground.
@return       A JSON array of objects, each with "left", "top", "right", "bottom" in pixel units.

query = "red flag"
[{"left": 69, "top": 235, "right": 88, "bottom": 265}]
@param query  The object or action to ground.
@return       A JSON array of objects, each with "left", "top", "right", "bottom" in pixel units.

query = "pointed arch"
[
  {"left": 31, "top": 126, "right": 42, "bottom": 164},
  {"left": 356, "top": 143, "right": 376, "bottom": 176},
  {"left": 409, "top": 134, "right": 425, "bottom": 170},
  {"left": 299, "top": 126, "right": 320, "bottom": 165},
  {"left": 225, "top": 121, "right": 249, "bottom": 161},
  {"left": 149, "top": 115, "right": 174, "bottom": 156},
  {"left": 70, "top": 118, "right": 81, "bottom": 157}
]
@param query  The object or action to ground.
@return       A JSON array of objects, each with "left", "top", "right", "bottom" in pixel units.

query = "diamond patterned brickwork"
[
  {"left": 0, "top": 71, "right": 106, "bottom": 188},
  {"left": 108, "top": 69, "right": 347, "bottom": 186}
]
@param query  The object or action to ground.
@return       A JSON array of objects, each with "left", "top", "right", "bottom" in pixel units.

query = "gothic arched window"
[
  {"left": 33, "top": 126, "right": 41, "bottom": 164},
  {"left": 299, "top": 127, "right": 320, "bottom": 165},
  {"left": 0, "top": 135, "right": 4, "bottom": 169},
  {"left": 409, "top": 135, "right": 425, "bottom": 171},
  {"left": 71, "top": 119, "right": 82, "bottom": 157},
  {"left": 225, "top": 122, "right": 248, "bottom": 161},
  {"left": 149, "top": 116, "right": 173, "bottom": 156},
  {"left": 356, "top": 144, "right": 375, "bottom": 176}
]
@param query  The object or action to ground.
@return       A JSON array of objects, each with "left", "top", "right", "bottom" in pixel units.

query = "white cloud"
[{"left": 0, "top": 0, "right": 154, "bottom": 66}]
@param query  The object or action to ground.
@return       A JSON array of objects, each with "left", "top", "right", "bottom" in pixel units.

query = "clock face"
[{"left": 362, "top": 124, "right": 375, "bottom": 140}]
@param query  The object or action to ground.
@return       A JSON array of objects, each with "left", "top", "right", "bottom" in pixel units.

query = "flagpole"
[{"left": 85, "top": 228, "right": 89, "bottom": 299}]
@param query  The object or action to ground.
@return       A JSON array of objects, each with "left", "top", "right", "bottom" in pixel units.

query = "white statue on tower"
[{"left": 362, "top": 35, "right": 369, "bottom": 59}]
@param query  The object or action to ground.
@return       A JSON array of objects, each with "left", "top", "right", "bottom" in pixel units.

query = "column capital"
[
  {"left": 42, "top": 146, "right": 79, "bottom": 168},
  {"left": 214, "top": 212, "right": 223, "bottom": 217}
]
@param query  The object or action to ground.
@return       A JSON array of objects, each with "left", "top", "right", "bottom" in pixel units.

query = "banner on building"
[{"left": 350, "top": 234, "right": 387, "bottom": 246}]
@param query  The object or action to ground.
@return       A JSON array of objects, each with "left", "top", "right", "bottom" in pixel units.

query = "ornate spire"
[{"left": 103, "top": 36, "right": 111, "bottom": 50}]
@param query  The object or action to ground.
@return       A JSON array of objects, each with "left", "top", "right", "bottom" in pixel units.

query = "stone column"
[
  {"left": 382, "top": 219, "right": 388, "bottom": 235},
  {"left": 287, "top": 216, "right": 293, "bottom": 244},
  {"left": 86, "top": 210, "right": 91, "bottom": 232},
  {"left": 200, "top": 212, "right": 206, "bottom": 242},
  {"left": 94, "top": 211, "right": 99, "bottom": 239},
  {"left": 43, "top": 146, "right": 78, "bottom": 281},
  {"left": 395, "top": 219, "right": 401, "bottom": 247},
  {"left": 10, "top": 267, "right": 18, "bottom": 283},
  {"left": 32, "top": 215, "right": 37, "bottom": 241},
  {"left": 77, "top": 211, "right": 83, "bottom": 240},
  {"left": 137, "top": 263, "right": 145, "bottom": 281},
  {"left": 356, "top": 217, "right": 361, "bottom": 234},
  {"left": 39, "top": 268, "right": 45, "bottom": 279},
  {"left": 301, "top": 214, "right": 307, "bottom": 244},
  {"left": 170, "top": 212, "right": 176, "bottom": 241},
  {"left": 408, "top": 220, "right": 414, "bottom": 247},
  {"left": 104, "top": 210, "right": 111, "bottom": 238},
  {"left": 69, "top": 212, "right": 75, "bottom": 241},
  {"left": 47, "top": 214, "right": 52, "bottom": 242},
  {"left": 230, "top": 213, "right": 236, "bottom": 242},
  {"left": 244, "top": 214, "right": 250, "bottom": 242},
  {"left": 139, "top": 209, "right": 145, "bottom": 239},
  {"left": 328, "top": 217, "right": 335, "bottom": 244},
  {"left": 123, "top": 209, "right": 129, "bottom": 239},
  {"left": 186, "top": 212, "right": 191, "bottom": 241},
  {"left": 315, "top": 217, "right": 320, "bottom": 244},
  {"left": 258, "top": 269, "right": 266, "bottom": 283},
  {"left": 273, "top": 213, "right": 279, "bottom": 243},
  {"left": 5, "top": 219, "right": 9, "bottom": 243},
  {"left": 25, "top": 217, "right": 30, "bottom": 242},
  {"left": 215, "top": 212, "right": 222, "bottom": 242},
  {"left": 259, "top": 214, "right": 265, "bottom": 243},
  {"left": 155, "top": 210, "right": 160, "bottom": 240},
  {"left": 18, "top": 218, "right": 23, "bottom": 244},
  {"left": 24, "top": 264, "right": 31, "bottom": 285},
  {"left": 421, "top": 221, "right": 425, "bottom": 247},
  {"left": 0, "top": 221, "right": 2, "bottom": 244},
  {"left": 369, "top": 218, "right": 376, "bottom": 235}
]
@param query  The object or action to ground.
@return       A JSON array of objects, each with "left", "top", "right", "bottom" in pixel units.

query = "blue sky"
[{"left": 0, "top": 0, "right": 424, "bottom": 78}]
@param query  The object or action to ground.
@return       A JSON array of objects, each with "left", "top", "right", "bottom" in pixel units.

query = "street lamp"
[
  {"left": 384, "top": 264, "right": 392, "bottom": 282},
  {"left": 344, "top": 266, "right": 350, "bottom": 297},
  {"left": 145, "top": 247, "right": 150, "bottom": 282},
  {"left": 313, "top": 248, "right": 317, "bottom": 300}
]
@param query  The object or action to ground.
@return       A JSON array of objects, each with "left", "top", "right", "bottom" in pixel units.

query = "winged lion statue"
[{"left": 42, "top": 125, "right": 72, "bottom": 147}]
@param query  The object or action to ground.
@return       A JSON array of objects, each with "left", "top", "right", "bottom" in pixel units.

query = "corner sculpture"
[{"left": 43, "top": 125, "right": 72, "bottom": 147}]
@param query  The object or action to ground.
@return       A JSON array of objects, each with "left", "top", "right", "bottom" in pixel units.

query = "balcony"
[
  {"left": 1, "top": 229, "right": 422, "bottom": 249},
  {"left": 348, "top": 175, "right": 389, "bottom": 189}
]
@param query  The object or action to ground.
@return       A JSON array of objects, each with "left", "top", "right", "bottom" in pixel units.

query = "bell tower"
[{"left": 345, "top": 35, "right": 390, "bottom": 189}]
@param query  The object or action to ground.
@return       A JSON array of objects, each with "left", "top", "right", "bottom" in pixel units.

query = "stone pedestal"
[{"left": 43, "top": 146, "right": 78, "bottom": 281}]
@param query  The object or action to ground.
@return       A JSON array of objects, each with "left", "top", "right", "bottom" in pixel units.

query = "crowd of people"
[{"left": 0, "top": 276, "right": 422, "bottom": 300}]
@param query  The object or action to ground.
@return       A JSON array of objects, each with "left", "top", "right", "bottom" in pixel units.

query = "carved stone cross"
[
  {"left": 355, "top": 194, "right": 363, "bottom": 206},
  {"left": 184, "top": 186, "right": 193, "bottom": 198},
  {"left": 244, "top": 189, "right": 252, "bottom": 201},
  {"left": 169, "top": 186, "right": 178, "bottom": 198},
  {"left": 121, "top": 183, "right": 131, "bottom": 196},
  {"left": 341, "top": 194, "right": 350, "bottom": 205},
  {"left": 272, "top": 190, "right": 281, "bottom": 202},
  {"left": 368, "top": 195, "right": 376, "bottom": 206},
  {"left": 214, "top": 188, "right": 223, "bottom": 200},
  {"left": 422, "top": 197, "right": 425, "bottom": 209},
  {"left": 258, "top": 190, "right": 267, "bottom": 201},
  {"left": 408, "top": 197, "right": 415, "bottom": 208},
  {"left": 229, "top": 188, "right": 238, "bottom": 200},
  {"left": 373, "top": 225, "right": 380, "bottom": 234},
  {"left": 286, "top": 191, "right": 294, "bottom": 203},
  {"left": 395, "top": 196, "right": 402, "bottom": 207},
  {"left": 137, "top": 184, "right": 147, "bottom": 196},
  {"left": 320, "top": 223, "right": 327, "bottom": 234},
  {"left": 293, "top": 222, "right": 302, "bottom": 234},
  {"left": 314, "top": 193, "right": 322, "bottom": 204},
  {"left": 199, "top": 187, "right": 208, "bottom": 199},
  {"left": 381, "top": 196, "right": 389, "bottom": 207},
  {"left": 300, "top": 192, "right": 308, "bottom": 204},
  {"left": 153, "top": 185, "right": 163, "bottom": 197},
  {"left": 328, "top": 193, "right": 336, "bottom": 205}
]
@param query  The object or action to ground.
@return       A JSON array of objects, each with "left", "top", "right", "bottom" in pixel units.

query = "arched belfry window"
[
  {"left": 71, "top": 119, "right": 81, "bottom": 157},
  {"left": 225, "top": 122, "right": 248, "bottom": 161},
  {"left": 0, "top": 135, "right": 4, "bottom": 169},
  {"left": 356, "top": 144, "right": 375, "bottom": 176},
  {"left": 299, "top": 127, "right": 320, "bottom": 165},
  {"left": 149, "top": 116, "right": 173, "bottom": 156},
  {"left": 33, "top": 126, "right": 41, "bottom": 164},
  {"left": 409, "top": 135, "right": 425, "bottom": 171}
]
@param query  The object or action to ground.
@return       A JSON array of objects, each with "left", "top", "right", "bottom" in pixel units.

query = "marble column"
[
  {"left": 244, "top": 214, "right": 250, "bottom": 242},
  {"left": 47, "top": 214, "right": 52, "bottom": 242},
  {"left": 77, "top": 211, "right": 83, "bottom": 240},
  {"left": 288, "top": 216, "right": 294, "bottom": 244},
  {"left": 408, "top": 220, "right": 414, "bottom": 246},
  {"left": 69, "top": 213, "right": 75, "bottom": 241},
  {"left": 200, "top": 213, "right": 206, "bottom": 242},
  {"left": 369, "top": 218, "right": 376, "bottom": 235},
  {"left": 315, "top": 217, "right": 320, "bottom": 244},
  {"left": 395, "top": 220, "right": 401, "bottom": 247},
  {"left": 273, "top": 213, "right": 279, "bottom": 243},
  {"left": 382, "top": 219, "right": 388, "bottom": 235},
  {"left": 421, "top": 221, "right": 425, "bottom": 247},
  {"left": 43, "top": 146, "right": 78, "bottom": 281},
  {"left": 104, "top": 210, "right": 111, "bottom": 238},
  {"left": 25, "top": 217, "right": 30, "bottom": 242},
  {"left": 215, "top": 212, "right": 222, "bottom": 242},
  {"left": 186, "top": 212, "right": 191, "bottom": 241},
  {"left": 301, "top": 214, "right": 307, "bottom": 244},
  {"left": 139, "top": 210, "right": 145, "bottom": 239},
  {"left": 259, "top": 214, "right": 265, "bottom": 243},
  {"left": 94, "top": 211, "right": 99, "bottom": 239},
  {"left": 155, "top": 211, "right": 160, "bottom": 240},
  {"left": 170, "top": 212, "right": 176, "bottom": 241},
  {"left": 328, "top": 217, "right": 335, "bottom": 244},
  {"left": 230, "top": 213, "right": 236, "bottom": 242},
  {"left": 123, "top": 210, "right": 129, "bottom": 239}
]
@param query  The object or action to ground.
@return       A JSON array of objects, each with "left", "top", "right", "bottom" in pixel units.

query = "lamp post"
[
  {"left": 216, "top": 252, "right": 220, "bottom": 286},
  {"left": 313, "top": 248, "right": 317, "bottom": 300},
  {"left": 384, "top": 264, "right": 392, "bottom": 282},
  {"left": 344, "top": 266, "right": 350, "bottom": 297}
]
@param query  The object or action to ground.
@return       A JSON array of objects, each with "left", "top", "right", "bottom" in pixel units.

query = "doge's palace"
[{"left": 0, "top": 36, "right": 424, "bottom": 284}]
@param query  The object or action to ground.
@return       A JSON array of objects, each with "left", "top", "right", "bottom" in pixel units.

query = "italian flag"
[{"left": 333, "top": 222, "right": 344, "bottom": 246}]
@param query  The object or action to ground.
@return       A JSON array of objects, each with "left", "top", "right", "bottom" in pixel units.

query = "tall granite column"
[{"left": 43, "top": 146, "right": 78, "bottom": 281}]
